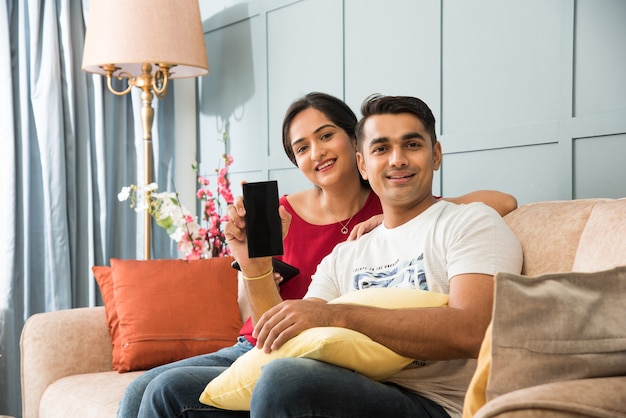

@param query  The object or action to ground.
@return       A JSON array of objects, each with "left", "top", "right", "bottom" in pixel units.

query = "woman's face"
[{"left": 288, "top": 107, "right": 357, "bottom": 188}]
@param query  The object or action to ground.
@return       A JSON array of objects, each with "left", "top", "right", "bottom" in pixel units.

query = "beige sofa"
[{"left": 21, "top": 198, "right": 626, "bottom": 418}]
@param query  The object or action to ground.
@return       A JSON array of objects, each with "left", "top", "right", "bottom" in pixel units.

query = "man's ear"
[
  {"left": 432, "top": 141, "right": 442, "bottom": 171},
  {"left": 356, "top": 152, "right": 368, "bottom": 180}
]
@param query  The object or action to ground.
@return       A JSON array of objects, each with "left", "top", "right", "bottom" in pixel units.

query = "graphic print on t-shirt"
[{"left": 352, "top": 254, "right": 428, "bottom": 291}]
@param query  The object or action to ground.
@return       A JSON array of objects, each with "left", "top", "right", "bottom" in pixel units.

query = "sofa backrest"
[
  {"left": 504, "top": 198, "right": 626, "bottom": 276},
  {"left": 572, "top": 198, "right": 626, "bottom": 272}
]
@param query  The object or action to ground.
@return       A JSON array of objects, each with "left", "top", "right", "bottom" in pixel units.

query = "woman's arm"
[
  {"left": 443, "top": 190, "right": 517, "bottom": 217},
  {"left": 226, "top": 198, "right": 292, "bottom": 324},
  {"left": 347, "top": 190, "right": 517, "bottom": 240}
]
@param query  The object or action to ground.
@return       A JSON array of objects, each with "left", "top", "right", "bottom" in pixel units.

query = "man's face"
[{"left": 356, "top": 113, "right": 442, "bottom": 210}]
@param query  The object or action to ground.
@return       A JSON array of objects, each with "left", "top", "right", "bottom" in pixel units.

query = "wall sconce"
[{"left": 82, "top": 0, "right": 209, "bottom": 259}]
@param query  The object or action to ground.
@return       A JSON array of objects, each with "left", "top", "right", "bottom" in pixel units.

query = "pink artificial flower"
[
  {"left": 187, "top": 152, "right": 235, "bottom": 258},
  {"left": 203, "top": 199, "right": 216, "bottom": 215},
  {"left": 197, "top": 189, "right": 209, "bottom": 200},
  {"left": 208, "top": 214, "right": 221, "bottom": 237},
  {"left": 202, "top": 204, "right": 215, "bottom": 223},
  {"left": 219, "top": 188, "right": 234, "bottom": 205}
]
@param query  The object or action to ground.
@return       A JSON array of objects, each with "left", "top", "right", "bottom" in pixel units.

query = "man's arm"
[{"left": 253, "top": 272, "right": 494, "bottom": 360}]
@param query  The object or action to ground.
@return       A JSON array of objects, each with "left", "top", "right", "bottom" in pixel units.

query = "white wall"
[
  {"left": 173, "top": 78, "right": 199, "bottom": 211},
  {"left": 196, "top": 0, "right": 626, "bottom": 204}
]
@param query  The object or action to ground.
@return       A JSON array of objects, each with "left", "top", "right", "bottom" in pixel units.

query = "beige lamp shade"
[{"left": 82, "top": 0, "right": 209, "bottom": 78}]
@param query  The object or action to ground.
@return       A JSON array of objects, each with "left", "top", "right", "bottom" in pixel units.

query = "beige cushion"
[
  {"left": 490, "top": 267, "right": 626, "bottom": 400},
  {"left": 464, "top": 267, "right": 626, "bottom": 417},
  {"left": 474, "top": 377, "right": 626, "bottom": 418}
]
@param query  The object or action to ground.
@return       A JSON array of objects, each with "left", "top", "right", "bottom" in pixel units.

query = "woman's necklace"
[{"left": 324, "top": 206, "right": 356, "bottom": 235}]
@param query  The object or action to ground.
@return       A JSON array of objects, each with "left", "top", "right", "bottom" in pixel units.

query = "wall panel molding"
[{"left": 198, "top": 0, "right": 625, "bottom": 203}]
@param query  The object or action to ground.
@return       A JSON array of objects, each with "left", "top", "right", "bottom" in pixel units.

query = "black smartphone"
[
  {"left": 231, "top": 258, "right": 300, "bottom": 286},
  {"left": 242, "top": 181, "right": 283, "bottom": 257}
]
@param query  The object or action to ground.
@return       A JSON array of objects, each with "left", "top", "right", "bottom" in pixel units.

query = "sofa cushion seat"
[{"left": 39, "top": 370, "right": 145, "bottom": 418}]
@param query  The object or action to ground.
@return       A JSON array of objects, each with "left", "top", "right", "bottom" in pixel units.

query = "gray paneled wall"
[{"left": 197, "top": 0, "right": 626, "bottom": 204}]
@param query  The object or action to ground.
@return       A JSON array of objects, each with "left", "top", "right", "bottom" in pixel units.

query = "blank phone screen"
[{"left": 242, "top": 181, "right": 284, "bottom": 257}]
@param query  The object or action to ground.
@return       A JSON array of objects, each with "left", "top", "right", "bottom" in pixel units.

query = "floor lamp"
[{"left": 81, "top": 0, "right": 209, "bottom": 260}]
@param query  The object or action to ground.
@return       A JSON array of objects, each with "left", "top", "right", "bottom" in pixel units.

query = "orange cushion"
[
  {"left": 94, "top": 257, "right": 242, "bottom": 372},
  {"left": 92, "top": 265, "right": 122, "bottom": 370}
]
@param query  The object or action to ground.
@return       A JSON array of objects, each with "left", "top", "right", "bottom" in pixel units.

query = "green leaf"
[{"left": 157, "top": 216, "right": 174, "bottom": 231}]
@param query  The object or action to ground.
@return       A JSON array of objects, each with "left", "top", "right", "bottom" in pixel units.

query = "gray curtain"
[{"left": 0, "top": 1, "right": 177, "bottom": 416}]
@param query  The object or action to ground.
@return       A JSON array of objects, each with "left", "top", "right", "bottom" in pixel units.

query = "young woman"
[{"left": 123, "top": 92, "right": 517, "bottom": 417}]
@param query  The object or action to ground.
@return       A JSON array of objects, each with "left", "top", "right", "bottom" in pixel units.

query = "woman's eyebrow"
[
  {"left": 291, "top": 124, "right": 336, "bottom": 147},
  {"left": 313, "top": 124, "right": 336, "bottom": 134}
]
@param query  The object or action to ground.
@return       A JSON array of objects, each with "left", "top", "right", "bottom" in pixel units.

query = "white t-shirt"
[{"left": 305, "top": 200, "right": 523, "bottom": 417}]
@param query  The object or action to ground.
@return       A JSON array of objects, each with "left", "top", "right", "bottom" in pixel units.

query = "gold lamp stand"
[
  {"left": 102, "top": 63, "right": 171, "bottom": 259},
  {"left": 81, "top": 0, "right": 209, "bottom": 260}
]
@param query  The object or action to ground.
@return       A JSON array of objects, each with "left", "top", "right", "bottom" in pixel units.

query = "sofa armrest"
[
  {"left": 475, "top": 376, "right": 626, "bottom": 418},
  {"left": 21, "top": 306, "right": 113, "bottom": 418}
]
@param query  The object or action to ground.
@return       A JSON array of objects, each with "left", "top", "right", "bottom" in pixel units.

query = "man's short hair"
[{"left": 355, "top": 94, "right": 437, "bottom": 150}]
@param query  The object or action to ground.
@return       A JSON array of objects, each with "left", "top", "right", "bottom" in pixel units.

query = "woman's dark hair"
[
  {"left": 355, "top": 94, "right": 438, "bottom": 150},
  {"left": 281, "top": 92, "right": 370, "bottom": 189}
]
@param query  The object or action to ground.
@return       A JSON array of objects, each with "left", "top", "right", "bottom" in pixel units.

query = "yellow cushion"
[
  {"left": 199, "top": 287, "right": 449, "bottom": 410},
  {"left": 462, "top": 322, "right": 492, "bottom": 417}
]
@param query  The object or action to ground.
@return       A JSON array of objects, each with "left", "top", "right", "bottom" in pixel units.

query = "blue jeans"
[
  {"left": 136, "top": 357, "right": 450, "bottom": 418},
  {"left": 118, "top": 337, "right": 253, "bottom": 418}
]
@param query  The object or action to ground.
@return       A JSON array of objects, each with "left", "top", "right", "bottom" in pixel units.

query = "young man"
[{"left": 144, "top": 95, "right": 523, "bottom": 417}]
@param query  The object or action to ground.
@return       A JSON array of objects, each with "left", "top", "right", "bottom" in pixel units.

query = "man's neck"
[{"left": 381, "top": 195, "right": 439, "bottom": 229}]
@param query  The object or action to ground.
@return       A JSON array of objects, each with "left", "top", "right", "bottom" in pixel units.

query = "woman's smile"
[{"left": 316, "top": 158, "right": 336, "bottom": 172}]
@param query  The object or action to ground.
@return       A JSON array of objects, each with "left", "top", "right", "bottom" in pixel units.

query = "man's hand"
[{"left": 252, "top": 298, "right": 329, "bottom": 353}]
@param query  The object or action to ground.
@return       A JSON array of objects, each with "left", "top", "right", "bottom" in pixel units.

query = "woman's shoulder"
[
  {"left": 283, "top": 189, "right": 314, "bottom": 208},
  {"left": 281, "top": 189, "right": 319, "bottom": 218}
]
